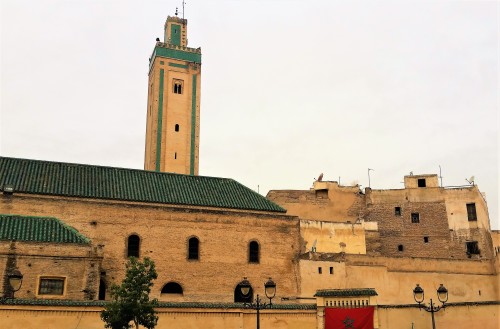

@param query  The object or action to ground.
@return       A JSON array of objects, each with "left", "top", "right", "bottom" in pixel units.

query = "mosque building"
[{"left": 1, "top": 13, "right": 498, "bottom": 329}]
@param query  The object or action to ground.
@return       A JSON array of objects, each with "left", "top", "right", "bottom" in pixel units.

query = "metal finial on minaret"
[
  {"left": 182, "top": 0, "right": 186, "bottom": 21},
  {"left": 175, "top": 7, "right": 178, "bottom": 16}
]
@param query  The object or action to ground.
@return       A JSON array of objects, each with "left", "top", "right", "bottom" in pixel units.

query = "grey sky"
[{"left": 1, "top": 0, "right": 498, "bottom": 229}]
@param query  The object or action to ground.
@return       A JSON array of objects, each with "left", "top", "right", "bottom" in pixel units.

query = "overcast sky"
[{"left": 1, "top": 0, "right": 498, "bottom": 229}]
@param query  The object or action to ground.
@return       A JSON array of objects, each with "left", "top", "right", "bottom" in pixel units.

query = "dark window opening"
[
  {"left": 395, "top": 207, "right": 401, "bottom": 216},
  {"left": 234, "top": 284, "right": 253, "bottom": 303},
  {"left": 127, "top": 235, "right": 140, "bottom": 258},
  {"left": 424, "top": 236, "right": 429, "bottom": 243},
  {"left": 249, "top": 241, "right": 259, "bottom": 263},
  {"left": 188, "top": 237, "right": 199, "bottom": 260},
  {"left": 38, "top": 278, "right": 65, "bottom": 295},
  {"left": 329, "top": 267, "right": 333, "bottom": 274},
  {"left": 161, "top": 282, "right": 183, "bottom": 294},
  {"left": 318, "top": 267, "right": 322, "bottom": 274},
  {"left": 467, "top": 203, "right": 477, "bottom": 221},
  {"left": 173, "top": 81, "right": 183, "bottom": 94},
  {"left": 411, "top": 213, "right": 420, "bottom": 223},
  {"left": 175, "top": 124, "right": 179, "bottom": 132},
  {"left": 99, "top": 279, "right": 106, "bottom": 300},
  {"left": 418, "top": 179, "right": 426, "bottom": 187},
  {"left": 466, "top": 241, "right": 480, "bottom": 255},
  {"left": 398, "top": 245, "right": 404, "bottom": 252},
  {"left": 174, "top": 152, "right": 177, "bottom": 159}
]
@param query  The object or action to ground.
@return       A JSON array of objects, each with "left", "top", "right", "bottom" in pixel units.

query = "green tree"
[{"left": 101, "top": 257, "right": 159, "bottom": 329}]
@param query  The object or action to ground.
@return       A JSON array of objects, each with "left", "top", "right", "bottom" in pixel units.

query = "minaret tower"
[{"left": 144, "top": 13, "right": 201, "bottom": 175}]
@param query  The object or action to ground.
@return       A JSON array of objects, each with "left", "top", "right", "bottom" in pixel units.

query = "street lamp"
[
  {"left": 239, "top": 277, "right": 277, "bottom": 329},
  {"left": 412, "top": 283, "right": 448, "bottom": 329},
  {"left": 1, "top": 268, "right": 24, "bottom": 302}
]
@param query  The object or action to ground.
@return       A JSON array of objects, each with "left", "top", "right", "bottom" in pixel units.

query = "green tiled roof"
[
  {"left": 0, "top": 157, "right": 286, "bottom": 213},
  {"left": 0, "top": 214, "right": 90, "bottom": 244},
  {"left": 314, "top": 289, "right": 378, "bottom": 297}
]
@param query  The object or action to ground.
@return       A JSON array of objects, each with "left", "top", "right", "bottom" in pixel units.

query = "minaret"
[{"left": 144, "top": 14, "right": 201, "bottom": 175}]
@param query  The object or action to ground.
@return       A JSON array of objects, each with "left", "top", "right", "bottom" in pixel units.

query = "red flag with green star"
[{"left": 325, "top": 307, "right": 374, "bottom": 329}]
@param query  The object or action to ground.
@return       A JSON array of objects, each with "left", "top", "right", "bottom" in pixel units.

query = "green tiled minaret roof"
[
  {"left": 0, "top": 157, "right": 286, "bottom": 213},
  {"left": 0, "top": 214, "right": 90, "bottom": 244}
]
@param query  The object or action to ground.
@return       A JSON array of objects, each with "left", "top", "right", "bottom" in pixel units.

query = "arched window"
[
  {"left": 173, "top": 80, "right": 183, "bottom": 94},
  {"left": 188, "top": 237, "right": 199, "bottom": 260},
  {"left": 98, "top": 279, "right": 106, "bottom": 300},
  {"left": 161, "top": 282, "right": 183, "bottom": 295},
  {"left": 234, "top": 283, "right": 253, "bottom": 303},
  {"left": 249, "top": 241, "right": 259, "bottom": 263},
  {"left": 127, "top": 235, "right": 140, "bottom": 257}
]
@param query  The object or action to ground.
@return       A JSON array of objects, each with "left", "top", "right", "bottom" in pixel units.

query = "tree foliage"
[{"left": 101, "top": 257, "right": 159, "bottom": 329}]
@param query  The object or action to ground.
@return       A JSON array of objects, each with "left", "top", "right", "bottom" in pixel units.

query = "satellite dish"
[{"left": 466, "top": 176, "right": 475, "bottom": 185}]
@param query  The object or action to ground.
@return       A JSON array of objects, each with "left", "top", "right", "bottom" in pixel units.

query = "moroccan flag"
[{"left": 325, "top": 307, "right": 374, "bottom": 329}]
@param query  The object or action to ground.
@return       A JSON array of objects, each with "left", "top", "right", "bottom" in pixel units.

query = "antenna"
[
  {"left": 368, "top": 168, "right": 374, "bottom": 188},
  {"left": 182, "top": 0, "right": 186, "bottom": 21},
  {"left": 439, "top": 165, "right": 443, "bottom": 187},
  {"left": 310, "top": 239, "right": 317, "bottom": 253}
]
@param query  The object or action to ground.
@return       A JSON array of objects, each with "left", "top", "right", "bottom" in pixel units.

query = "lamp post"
[
  {"left": 412, "top": 283, "right": 448, "bottom": 329},
  {"left": 239, "top": 277, "right": 277, "bottom": 329},
  {"left": 1, "top": 268, "right": 24, "bottom": 303}
]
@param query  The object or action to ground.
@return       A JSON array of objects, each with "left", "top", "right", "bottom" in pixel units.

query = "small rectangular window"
[
  {"left": 395, "top": 207, "right": 401, "bottom": 216},
  {"left": 398, "top": 245, "right": 404, "bottom": 251},
  {"left": 466, "top": 241, "right": 480, "bottom": 255},
  {"left": 418, "top": 179, "right": 426, "bottom": 187},
  {"left": 329, "top": 267, "right": 333, "bottom": 274},
  {"left": 466, "top": 203, "right": 477, "bottom": 221},
  {"left": 411, "top": 213, "right": 420, "bottom": 223},
  {"left": 318, "top": 267, "right": 322, "bottom": 274},
  {"left": 38, "top": 277, "right": 65, "bottom": 295},
  {"left": 424, "top": 236, "right": 429, "bottom": 243}
]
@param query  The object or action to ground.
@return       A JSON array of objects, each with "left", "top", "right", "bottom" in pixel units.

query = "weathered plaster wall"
[
  {"left": 299, "top": 256, "right": 498, "bottom": 304},
  {"left": 267, "top": 182, "right": 365, "bottom": 223},
  {"left": 0, "top": 241, "right": 101, "bottom": 300},
  {"left": 0, "top": 305, "right": 317, "bottom": 329},
  {"left": 0, "top": 303, "right": 498, "bottom": 329},
  {"left": 300, "top": 221, "right": 367, "bottom": 254}
]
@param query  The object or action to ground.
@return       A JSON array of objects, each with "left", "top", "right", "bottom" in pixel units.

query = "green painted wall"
[
  {"left": 168, "top": 62, "right": 188, "bottom": 69},
  {"left": 152, "top": 47, "right": 201, "bottom": 65},
  {"left": 156, "top": 69, "right": 165, "bottom": 172},
  {"left": 170, "top": 24, "right": 181, "bottom": 46},
  {"left": 190, "top": 74, "right": 197, "bottom": 176}
]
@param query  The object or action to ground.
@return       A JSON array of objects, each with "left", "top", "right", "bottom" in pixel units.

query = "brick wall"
[
  {"left": 0, "top": 194, "right": 301, "bottom": 302},
  {"left": 0, "top": 241, "right": 101, "bottom": 300}
]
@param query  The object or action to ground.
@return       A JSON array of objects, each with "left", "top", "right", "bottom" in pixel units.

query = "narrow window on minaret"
[
  {"left": 174, "top": 152, "right": 177, "bottom": 159},
  {"left": 175, "top": 124, "right": 179, "bottom": 132},
  {"left": 173, "top": 79, "right": 183, "bottom": 94}
]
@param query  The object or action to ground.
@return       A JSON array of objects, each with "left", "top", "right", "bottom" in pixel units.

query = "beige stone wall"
[
  {"left": 366, "top": 187, "right": 494, "bottom": 260},
  {"left": 0, "top": 241, "right": 101, "bottom": 300},
  {"left": 0, "top": 305, "right": 317, "bottom": 329},
  {"left": 493, "top": 230, "right": 500, "bottom": 255},
  {"left": 377, "top": 304, "right": 500, "bottom": 329},
  {"left": 299, "top": 256, "right": 498, "bottom": 305},
  {"left": 267, "top": 182, "right": 364, "bottom": 223},
  {"left": 0, "top": 194, "right": 300, "bottom": 302},
  {"left": 403, "top": 174, "right": 439, "bottom": 188}
]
